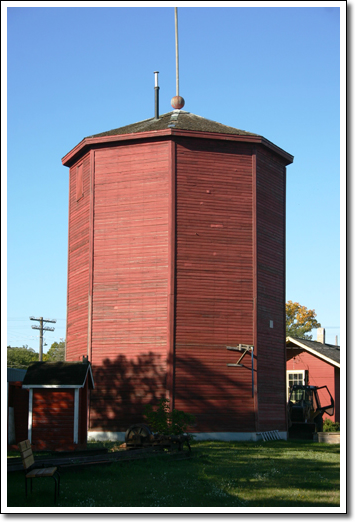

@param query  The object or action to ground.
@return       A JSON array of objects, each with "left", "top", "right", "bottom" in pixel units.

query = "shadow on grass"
[{"left": 7, "top": 441, "right": 340, "bottom": 508}]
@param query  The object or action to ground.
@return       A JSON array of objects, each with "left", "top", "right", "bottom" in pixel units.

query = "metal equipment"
[
  {"left": 226, "top": 344, "right": 254, "bottom": 397},
  {"left": 257, "top": 430, "right": 282, "bottom": 441},
  {"left": 125, "top": 424, "right": 191, "bottom": 453},
  {"left": 287, "top": 385, "right": 334, "bottom": 438}
]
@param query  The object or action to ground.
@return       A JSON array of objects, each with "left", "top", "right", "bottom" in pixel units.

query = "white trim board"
[
  {"left": 286, "top": 337, "right": 340, "bottom": 368},
  {"left": 22, "top": 384, "right": 84, "bottom": 389},
  {"left": 28, "top": 389, "right": 33, "bottom": 443},
  {"left": 73, "top": 388, "right": 79, "bottom": 444}
]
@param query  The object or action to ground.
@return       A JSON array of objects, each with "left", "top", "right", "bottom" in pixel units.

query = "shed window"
[
  {"left": 76, "top": 164, "right": 84, "bottom": 201},
  {"left": 286, "top": 370, "right": 308, "bottom": 400}
]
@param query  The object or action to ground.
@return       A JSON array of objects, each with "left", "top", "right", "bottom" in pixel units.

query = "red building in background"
[
  {"left": 286, "top": 329, "right": 340, "bottom": 423},
  {"left": 62, "top": 109, "right": 293, "bottom": 441}
]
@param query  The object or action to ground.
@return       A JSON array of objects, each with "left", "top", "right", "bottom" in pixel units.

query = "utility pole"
[{"left": 30, "top": 316, "right": 56, "bottom": 361}]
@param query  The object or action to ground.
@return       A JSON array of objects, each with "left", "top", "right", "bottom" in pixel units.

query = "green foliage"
[
  {"left": 323, "top": 419, "right": 340, "bottom": 432},
  {"left": 286, "top": 300, "right": 321, "bottom": 339},
  {"left": 7, "top": 340, "right": 66, "bottom": 368},
  {"left": 46, "top": 341, "right": 65, "bottom": 361},
  {"left": 7, "top": 345, "right": 38, "bottom": 368},
  {"left": 144, "top": 397, "right": 195, "bottom": 436}
]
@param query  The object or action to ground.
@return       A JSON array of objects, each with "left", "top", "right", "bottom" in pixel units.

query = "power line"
[
  {"left": 312, "top": 324, "right": 341, "bottom": 329},
  {"left": 8, "top": 317, "right": 66, "bottom": 320}
]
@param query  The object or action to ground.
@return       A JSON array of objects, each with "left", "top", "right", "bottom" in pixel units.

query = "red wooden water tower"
[{"left": 62, "top": 91, "right": 293, "bottom": 441}]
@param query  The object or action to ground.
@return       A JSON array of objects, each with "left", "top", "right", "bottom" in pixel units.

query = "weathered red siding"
[
  {"left": 66, "top": 152, "right": 91, "bottom": 361},
  {"left": 255, "top": 148, "right": 287, "bottom": 431},
  {"left": 63, "top": 125, "right": 292, "bottom": 437},
  {"left": 174, "top": 138, "right": 255, "bottom": 432},
  {"left": 32, "top": 389, "right": 75, "bottom": 450},
  {"left": 89, "top": 141, "right": 170, "bottom": 431},
  {"left": 286, "top": 349, "right": 337, "bottom": 422}
]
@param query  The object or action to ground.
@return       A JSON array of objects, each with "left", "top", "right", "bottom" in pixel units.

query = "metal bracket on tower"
[
  {"left": 226, "top": 344, "right": 254, "bottom": 365},
  {"left": 226, "top": 344, "right": 255, "bottom": 397}
]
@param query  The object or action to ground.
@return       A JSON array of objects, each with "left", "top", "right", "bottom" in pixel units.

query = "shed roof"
[
  {"left": 286, "top": 337, "right": 340, "bottom": 367},
  {"left": 7, "top": 368, "right": 27, "bottom": 382},
  {"left": 22, "top": 361, "right": 95, "bottom": 388}
]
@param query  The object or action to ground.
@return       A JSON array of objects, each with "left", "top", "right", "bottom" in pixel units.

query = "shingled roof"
[
  {"left": 286, "top": 337, "right": 340, "bottom": 366},
  {"left": 62, "top": 110, "right": 294, "bottom": 168},
  {"left": 22, "top": 361, "right": 94, "bottom": 388},
  {"left": 86, "top": 111, "right": 260, "bottom": 139}
]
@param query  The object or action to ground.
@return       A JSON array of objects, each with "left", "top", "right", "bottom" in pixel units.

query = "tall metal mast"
[
  {"left": 171, "top": 7, "right": 185, "bottom": 110},
  {"left": 175, "top": 7, "right": 179, "bottom": 97}
]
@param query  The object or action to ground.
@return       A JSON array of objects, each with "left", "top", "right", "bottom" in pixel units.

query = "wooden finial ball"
[{"left": 171, "top": 96, "right": 185, "bottom": 110}]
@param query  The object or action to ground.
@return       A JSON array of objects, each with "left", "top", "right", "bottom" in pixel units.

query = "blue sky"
[{"left": 4, "top": 3, "right": 345, "bottom": 352}]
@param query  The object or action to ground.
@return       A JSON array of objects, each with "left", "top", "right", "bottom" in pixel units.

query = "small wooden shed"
[{"left": 22, "top": 361, "right": 94, "bottom": 450}]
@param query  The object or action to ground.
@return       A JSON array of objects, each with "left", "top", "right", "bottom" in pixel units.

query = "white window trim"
[{"left": 286, "top": 370, "right": 307, "bottom": 400}]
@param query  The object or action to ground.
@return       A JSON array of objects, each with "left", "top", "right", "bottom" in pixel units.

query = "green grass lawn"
[{"left": 7, "top": 440, "right": 340, "bottom": 508}]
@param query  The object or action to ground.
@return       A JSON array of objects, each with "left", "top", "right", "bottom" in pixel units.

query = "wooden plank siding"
[
  {"left": 66, "top": 152, "right": 91, "bottom": 362},
  {"left": 63, "top": 124, "right": 293, "bottom": 437},
  {"left": 255, "top": 148, "right": 287, "bottom": 432},
  {"left": 31, "top": 389, "right": 75, "bottom": 450},
  {"left": 286, "top": 349, "right": 338, "bottom": 422},
  {"left": 174, "top": 138, "right": 256, "bottom": 432},
  {"left": 88, "top": 141, "right": 170, "bottom": 431}
]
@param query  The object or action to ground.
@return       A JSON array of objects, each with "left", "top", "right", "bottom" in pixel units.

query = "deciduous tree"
[
  {"left": 46, "top": 340, "right": 65, "bottom": 361},
  {"left": 7, "top": 345, "right": 38, "bottom": 368},
  {"left": 286, "top": 300, "right": 321, "bottom": 339}
]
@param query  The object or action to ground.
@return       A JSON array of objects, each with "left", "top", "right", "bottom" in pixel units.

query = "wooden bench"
[{"left": 18, "top": 440, "right": 60, "bottom": 503}]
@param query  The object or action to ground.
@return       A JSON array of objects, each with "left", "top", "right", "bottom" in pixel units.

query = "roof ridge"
[{"left": 290, "top": 336, "right": 340, "bottom": 348}]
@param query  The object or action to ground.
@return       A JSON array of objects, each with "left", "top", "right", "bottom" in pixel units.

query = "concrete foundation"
[{"left": 88, "top": 431, "right": 288, "bottom": 443}]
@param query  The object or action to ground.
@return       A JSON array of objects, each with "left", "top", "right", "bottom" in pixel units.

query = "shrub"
[
  {"left": 144, "top": 398, "right": 195, "bottom": 436},
  {"left": 323, "top": 419, "right": 340, "bottom": 432}
]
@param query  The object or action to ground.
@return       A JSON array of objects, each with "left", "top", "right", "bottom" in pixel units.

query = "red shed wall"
[
  {"left": 255, "top": 148, "right": 287, "bottom": 432},
  {"left": 89, "top": 141, "right": 170, "bottom": 431},
  {"left": 32, "top": 389, "right": 75, "bottom": 450},
  {"left": 174, "top": 138, "right": 255, "bottom": 432},
  {"left": 66, "top": 152, "right": 92, "bottom": 361},
  {"left": 8, "top": 383, "right": 29, "bottom": 445},
  {"left": 286, "top": 349, "right": 337, "bottom": 422}
]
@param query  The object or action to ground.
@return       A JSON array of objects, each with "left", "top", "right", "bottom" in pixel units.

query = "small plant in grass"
[
  {"left": 144, "top": 398, "right": 195, "bottom": 435},
  {"left": 323, "top": 419, "right": 340, "bottom": 432}
]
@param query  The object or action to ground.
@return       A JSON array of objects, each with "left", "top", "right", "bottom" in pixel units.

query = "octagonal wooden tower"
[{"left": 62, "top": 110, "right": 293, "bottom": 440}]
